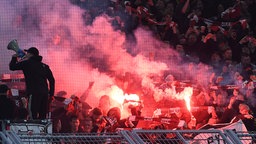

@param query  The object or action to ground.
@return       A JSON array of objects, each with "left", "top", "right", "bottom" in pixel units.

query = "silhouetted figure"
[
  {"left": 9, "top": 47, "right": 55, "bottom": 119},
  {"left": 0, "top": 84, "right": 16, "bottom": 120}
]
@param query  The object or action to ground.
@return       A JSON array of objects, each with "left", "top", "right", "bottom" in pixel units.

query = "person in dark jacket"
[
  {"left": 0, "top": 84, "right": 17, "bottom": 120},
  {"left": 9, "top": 47, "right": 55, "bottom": 120}
]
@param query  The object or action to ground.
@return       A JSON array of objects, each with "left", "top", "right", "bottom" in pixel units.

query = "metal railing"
[
  {"left": 1, "top": 120, "right": 256, "bottom": 144},
  {"left": 0, "top": 132, "right": 9, "bottom": 144},
  {"left": 224, "top": 130, "right": 256, "bottom": 144},
  {"left": 8, "top": 131, "right": 131, "bottom": 144},
  {"left": 2, "top": 130, "right": 256, "bottom": 144},
  {"left": 131, "top": 129, "right": 233, "bottom": 144}
]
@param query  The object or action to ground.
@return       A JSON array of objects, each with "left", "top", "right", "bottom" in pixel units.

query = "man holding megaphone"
[{"left": 8, "top": 39, "right": 55, "bottom": 120}]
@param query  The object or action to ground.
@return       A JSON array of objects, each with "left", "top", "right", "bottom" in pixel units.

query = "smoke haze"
[{"left": 0, "top": 0, "right": 213, "bottom": 113}]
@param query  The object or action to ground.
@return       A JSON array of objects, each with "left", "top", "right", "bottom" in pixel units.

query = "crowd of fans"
[
  {"left": 1, "top": 0, "right": 256, "bottom": 134},
  {"left": 62, "top": 0, "right": 256, "bottom": 133},
  {"left": 70, "top": 0, "right": 256, "bottom": 86},
  {"left": 49, "top": 84, "right": 146, "bottom": 133},
  {"left": 43, "top": 83, "right": 256, "bottom": 133}
]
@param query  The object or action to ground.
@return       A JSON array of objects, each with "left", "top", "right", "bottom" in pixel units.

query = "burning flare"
[
  {"left": 178, "top": 87, "right": 193, "bottom": 112},
  {"left": 106, "top": 85, "right": 141, "bottom": 118}
]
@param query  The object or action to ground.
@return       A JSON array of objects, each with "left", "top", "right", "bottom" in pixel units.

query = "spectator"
[
  {"left": 52, "top": 98, "right": 75, "bottom": 133},
  {"left": 68, "top": 115, "right": 84, "bottom": 133},
  {"left": 15, "top": 96, "right": 29, "bottom": 120},
  {"left": 218, "top": 96, "right": 244, "bottom": 123},
  {"left": 235, "top": 53, "right": 256, "bottom": 81},
  {"left": 215, "top": 64, "right": 234, "bottom": 86},
  {"left": 9, "top": 47, "right": 55, "bottom": 119},
  {"left": 208, "top": 90, "right": 229, "bottom": 121},
  {"left": 0, "top": 84, "right": 16, "bottom": 120},
  {"left": 98, "top": 95, "right": 111, "bottom": 116},
  {"left": 241, "top": 46, "right": 251, "bottom": 55},
  {"left": 173, "top": 0, "right": 190, "bottom": 34},
  {"left": 103, "top": 107, "right": 121, "bottom": 132},
  {"left": 70, "top": 95, "right": 88, "bottom": 118},
  {"left": 191, "top": 108, "right": 211, "bottom": 129},
  {"left": 80, "top": 81, "right": 94, "bottom": 102},
  {"left": 175, "top": 44, "right": 186, "bottom": 57},
  {"left": 51, "top": 90, "right": 67, "bottom": 112},
  {"left": 80, "top": 117, "right": 93, "bottom": 133},
  {"left": 157, "top": 14, "right": 179, "bottom": 44},
  {"left": 184, "top": 31, "right": 205, "bottom": 63},
  {"left": 231, "top": 103, "right": 256, "bottom": 131},
  {"left": 222, "top": 48, "right": 234, "bottom": 64},
  {"left": 79, "top": 101, "right": 92, "bottom": 120},
  {"left": 90, "top": 107, "right": 104, "bottom": 133},
  {"left": 119, "top": 102, "right": 144, "bottom": 129},
  {"left": 209, "top": 51, "right": 223, "bottom": 74}
]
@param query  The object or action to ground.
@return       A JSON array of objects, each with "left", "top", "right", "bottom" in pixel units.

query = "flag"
[{"left": 192, "top": 120, "right": 250, "bottom": 144}]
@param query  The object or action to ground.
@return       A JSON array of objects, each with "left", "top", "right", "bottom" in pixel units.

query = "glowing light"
[
  {"left": 123, "top": 93, "right": 140, "bottom": 106},
  {"left": 108, "top": 85, "right": 124, "bottom": 104},
  {"left": 177, "top": 87, "right": 193, "bottom": 112},
  {"left": 184, "top": 94, "right": 191, "bottom": 112},
  {"left": 107, "top": 85, "right": 140, "bottom": 105},
  {"left": 107, "top": 85, "right": 141, "bottom": 118}
]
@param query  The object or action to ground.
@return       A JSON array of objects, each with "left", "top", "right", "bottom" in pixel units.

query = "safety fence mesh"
[
  {"left": 17, "top": 133, "right": 128, "bottom": 144},
  {"left": 1, "top": 120, "right": 256, "bottom": 144},
  {"left": 1, "top": 130, "right": 255, "bottom": 144},
  {"left": 131, "top": 129, "right": 232, "bottom": 144}
]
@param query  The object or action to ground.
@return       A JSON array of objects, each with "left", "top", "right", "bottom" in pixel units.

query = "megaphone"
[{"left": 7, "top": 39, "right": 25, "bottom": 58}]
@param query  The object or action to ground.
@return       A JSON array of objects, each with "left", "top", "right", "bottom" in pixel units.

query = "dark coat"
[
  {"left": 9, "top": 55, "right": 55, "bottom": 119},
  {"left": 0, "top": 95, "right": 16, "bottom": 120},
  {"left": 9, "top": 56, "right": 55, "bottom": 97}
]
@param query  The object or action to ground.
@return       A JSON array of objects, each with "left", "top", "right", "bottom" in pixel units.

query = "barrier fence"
[
  {"left": 1, "top": 120, "right": 256, "bottom": 144},
  {"left": 131, "top": 129, "right": 233, "bottom": 144},
  {"left": 1, "top": 130, "right": 256, "bottom": 144}
]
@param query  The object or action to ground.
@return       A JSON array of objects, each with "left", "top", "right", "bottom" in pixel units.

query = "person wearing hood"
[{"left": 9, "top": 47, "right": 55, "bottom": 120}]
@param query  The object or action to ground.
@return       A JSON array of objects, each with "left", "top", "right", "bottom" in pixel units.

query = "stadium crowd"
[
  {"left": 1, "top": 0, "right": 256, "bottom": 134},
  {"left": 51, "top": 0, "right": 256, "bottom": 133}
]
